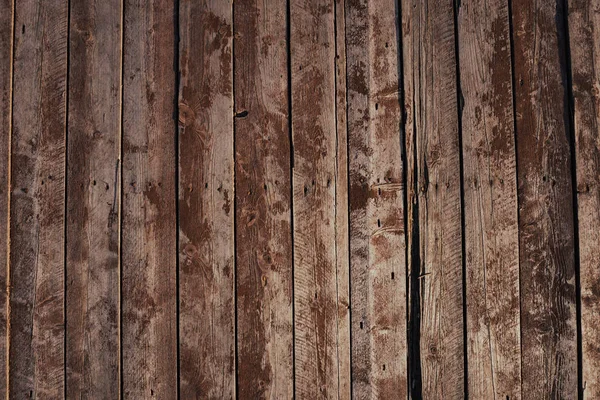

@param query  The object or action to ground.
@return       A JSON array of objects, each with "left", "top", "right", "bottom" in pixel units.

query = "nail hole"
[
  {"left": 391, "top": 272, "right": 395, "bottom": 280},
  {"left": 359, "top": 321, "right": 363, "bottom": 329},
  {"left": 235, "top": 110, "right": 249, "bottom": 118}
]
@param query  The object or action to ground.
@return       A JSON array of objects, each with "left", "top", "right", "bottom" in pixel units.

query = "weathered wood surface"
[
  {"left": 0, "top": 0, "right": 11, "bottom": 392},
  {"left": 334, "top": 0, "right": 351, "bottom": 397},
  {"left": 290, "top": 0, "right": 344, "bottom": 398},
  {"left": 66, "top": 0, "right": 122, "bottom": 397},
  {"left": 178, "top": 0, "right": 235, "bottom": 398},
  {"left": 233, "top": 0, "right": 294, "bottom": 398},
  {"left": 9, "top": 0, "right": 68, "bottom": 397},
  {"left": 347, "top": 0, "right": 408, "bottom": 398},
  {"left": 457, "top": 0, "right": 521, "bottom": 398},
  {"left": 121, "top": 0, "right": 177, "bottom": 398},
  {"left": 402, "top": 0, "right": 464, "bottom": 398},
  {"left": 569, "top": 0, "right": 600, "bottom": 397},
  {"left": 511, "top": 0, "right": 578, "bottom": 397},
  {"left": 2, "top": 0, "right": 600, "bottom": 397}
]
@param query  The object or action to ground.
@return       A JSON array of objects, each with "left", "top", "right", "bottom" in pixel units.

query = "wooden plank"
[
  {"left": 290, "top": 0, "right": 343, "bottom": 398},
  {"left": 9, "top": 0, "right": 68, "bottom": 397},
  {"left": 511, "top": 0, "right": 578, "bottom": 397},
  {"left": 401, "top": 0, "right": 464, "bottom": 397},
  {"left": 178, "top": 0, "right": 235, "bottom": 398},
  {"left": 334, "top": 0, "right": 351, "bottom": 397},
  {"left": 66, "top": 0, "right": 122, "bottom": 397},
  {"left": 233, "top": 0, "right": 294, "bottom": 397},
  {"left": 346, "top": 0, "right": 408, "bottom": 397},
  {"left": 457, "top": 0, "right": 521, "bottom": 398},
  {"left": 121, "top": 0, "right": 177, "bottom": 398},
  {"left": 567, "top": 0, "right": 600, "bottom": 397},
  {"left": 0, "top": 0, "right": 12, "bottom": 393}
]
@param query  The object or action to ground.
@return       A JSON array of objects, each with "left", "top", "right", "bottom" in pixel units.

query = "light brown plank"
[
  {"left": 290, "top": 0, "right": 342, "bottom": 398},
  {"left": 66, "top": 0, "right": 122, "bottom": 397},
  {"left": 234, "top": 0, "right": 294, "bottom": 397},
  {"left": 9, "top": 0, "right": 68, "bottom": 397},
  {"left": 568, "top": 0, "right": 600, "bottom": 397},
  {"left": 334, "top": 0, "right": 351, "bottom": 397},
  {"left": 457, "top": 0, "right": 521, "bottom": 398},
  {"left": 346, "top": 0, "right": 408, "bottom": 397},
  {"left": 0, "top": 0, "right": 12, "bottom": 393},
  {"left": 121, "top": 0, "right": 177, "bottom": 398},
  {"left": 402, "top": 0, "right": 464, "bottom": 397},
  {"left": 511, "top": 0, "right": 578, "bottom": 398},
  {"left": 178, "top": 0, "right": 235, "bottom": 398}
]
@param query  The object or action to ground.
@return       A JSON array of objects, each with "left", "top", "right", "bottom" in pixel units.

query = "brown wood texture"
[
  {"left": 512, "top": 0, "right": 579, "bottom": 398},
  {"left": 233, "top": 0, "right": 294, "bottom": 398},
  {"left": 9, "top": 0, "right": 68, "bottom": 397},
  {"left": 334, "top": 0, "right": 351, "bottom": 397},
  {"left": 121, "top": 0, "right": 177, "bottom": 398},
  {"left": 347, "top": 0, "right": 408, "bottom": 398},
  {"left": 66, "top": 0, "right": 122, "bottom": 397},
  {"left": 457, "top": 0, "right": 521, "bottom": 399},
  {"left": 0, "top": 0, "right": 11, "bottom": 393},
  {"left": 402, "top": 0, "right": 464, "bottom": 398},
  {"left": 178, "top": 0, "right": 235, "bottom": 398},
  {"left": 568, "top": 0, "right": 600, "bottom": 397},
  {"left": 3, "top": 0, "right": 600, "bottom": 397},
  {"left": 290, "top": 0, "right": 345, "bottom": 398}
]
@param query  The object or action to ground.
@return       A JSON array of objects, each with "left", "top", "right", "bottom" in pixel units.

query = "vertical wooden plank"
[
  {"left": 66, "top": 0, "right": 122, "bottom": 396},
  {"left": 178, "top": 0, "right": 235, "bottom": 398},
  {"left": 511, "top": 0, "right": 578, "bottom": 398},
  {"left": 457, "top": 0, "right": 521, "bottom": 398},
  {"left": 567, "top": 0, "right": 600, "bottom": 397},
  {"left": 0, "top": 0, "right": 12, "bottom": 393},
  {"left": 334, "top": 0, "right": 351, "bottom": 397},
  {"left": 290, "top": 0, "right": 344, "bottom": 398},
  {"left": 121, "top": 0, "right": 177, "bottom": 398},
  {"left": 402, "top": 0, "right": 464, "bottom": 398},
  {"left": 9, "top": 0, "right": 68, "bottom": 397},
  {"left": 346, "top": 0, "right": 408, "bottom": 397},
  {"left": 234, "top": 0, "right": 294, "bottom": 397}
]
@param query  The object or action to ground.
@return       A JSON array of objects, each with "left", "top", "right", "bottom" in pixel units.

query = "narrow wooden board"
[
  {"left": 402, "top": 0, "right": 464, "bottom": 397},
  {"left": 234, "top": 0, "right": 294, "bottom": 397},
  {"left": 9, "top": 0, "right": 68, "bottom": 397},
  {"left": 567, "top": 0, "right": 600, "bottom": 397},
  {"left": 457, "top": 1, "right": 521, "bottom": 398},
  {"left": 334, "top": 0, "right": 351, "bottom": 397},
  {"left": 511, "top": 0, "right": 578, "bottom": 397},
  {"left": 346, "top": 0, "right": 408, "bottom": 397},
  {"left": 0, "top": 0, "right": 12, "bottom": 393},
  {"left": 290, "top": 0, "right": 343, "bottom": 398},
  {"left": 66, "top": 0, "right": 122, "bottom": 397},
  {"left": 178, "top": 0, "right": 235, "bottom": 398},
  {"left": 121, "top": 0, "right": 177, "bottom": 398}
]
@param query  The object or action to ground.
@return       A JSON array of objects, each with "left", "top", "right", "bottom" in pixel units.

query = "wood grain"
[
  {"left": 457, "top": 0, "right": 521, "bottom": 398},
  {"left": 9, "top": 0, "right": 68, "bottom": 397},
  {"left": 346, "top": 0, "right": 408, "bottom": 397},
  {"left": 121, "top": 0, "right": 177, "bottom": 398},
  {"left": 0, "top": 0, "right": 12, "bottom": 393},
  {"left": 334, "top": 0, "right": 351, "bottom": 397},
  {"left": 66, "top": 0, "right": 122, "bottom": 397},
  {"left": 234, "top": 0, "right": 294, "bottom": 397},
  {"left": 402, "top": 0, "right": 464, "bottom": 397},
  {"left": 290, "top": 0, "right": 343, "bottom": 398},
  {"left": 511, "top": 0, "right": 578, "bottom": 397},
  {"left": 568, "top": 0, "right": 600, "bottom": 397},
  {"left": 178, "top": 0, "right": 235, "bottom": 398}
]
